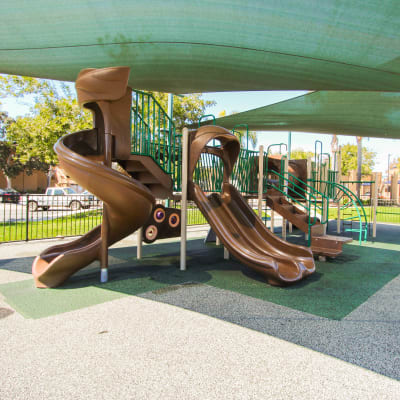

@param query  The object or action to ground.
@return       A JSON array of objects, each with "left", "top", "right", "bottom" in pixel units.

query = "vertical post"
[
  {"left": 166, "top": 94, "right": 174, "bottom": 208},
  {"left": 258, "top": 145, "right": 264, "bottom": 219},
  {"left": 100, "top": 132, "right": 113, "bottom": 283},
  {"left": 224, "top": 247, "right": 229, "bottom": 260},
  {"left": 372, "top": 172, "right": 378, "bottom": 238},
  {"left": 137, "top": 227, "right": 143, "bottom": 259},
  {"left": 287, "top": 137, "right": 292, "bottom": 233},
  {"left": 25, "top": 194, "right": 29, "bottom": 242},
  {"left": 282, "top": 156, "right": 288, "bottom": 240},
  {"left": 216, "top": 236, "right": 221, "bottom": 246},
  {"left": 323, "top": 197, "right": 328, "bottom": 235},
  {"left": 391, "top": 171, "right": 399, "bottom": 204},
  {"left": 180, "top": 127, "right": 189, "bottom": 271},
  {"left": 270, "top": 210, "right": 274, "bottom": 233},
  {"left": 336, "top": 148, "right": 342, "bottom": 233},
  {"left": 306, "top": 157, "right": 313, "bottom": 241}
]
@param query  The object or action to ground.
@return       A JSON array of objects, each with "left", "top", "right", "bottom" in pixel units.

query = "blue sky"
[{"left": 2, "top": 89, "right": 399, "bottom": 174}]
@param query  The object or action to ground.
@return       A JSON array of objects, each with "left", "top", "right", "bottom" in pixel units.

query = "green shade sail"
[
  {"left": 1, "top": 1, "right": 400, "bottom": 92},
  {"left": 213, "top": 91, "right": 400, "bottom": 139}
]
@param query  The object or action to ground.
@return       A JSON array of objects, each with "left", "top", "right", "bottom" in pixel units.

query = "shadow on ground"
[{"left": 1, "top": 233, "right": 400, "bottom": 320}]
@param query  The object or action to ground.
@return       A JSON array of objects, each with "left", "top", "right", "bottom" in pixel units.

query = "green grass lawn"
[
  {"left": 328, "top": 205, "right": 400, "bottom": 224},
  {"left": 0, "top": 208, "right": 209, "bottom": 243},
  {"left": 0, "top": 210, "right": 102, "bottom": 242}
]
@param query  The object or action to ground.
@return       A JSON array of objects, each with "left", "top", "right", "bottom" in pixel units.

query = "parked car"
[
  {"left": 1, "top": 188, "right": 21, "bottom": 204},
  {"left": 82, "top": 190, "right": 102, "bottom": 207},
  {"left": 21, "top": 187, "right": 93, "bottom": 211}
]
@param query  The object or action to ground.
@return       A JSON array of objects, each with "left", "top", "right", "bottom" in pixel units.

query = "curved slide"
[
  {"left": 190, "top": 126, "right": 315, "bottom": 285},
  {"left": 32, "top": 131, "right": 154, "bottom": 288}
]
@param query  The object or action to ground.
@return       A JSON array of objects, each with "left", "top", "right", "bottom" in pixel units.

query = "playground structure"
[
  {"left": 31, "top": 66, "right": 376, "bottom": 289},
  {"left": 32, "top": 67, "right": 317, "bottom": 287}
]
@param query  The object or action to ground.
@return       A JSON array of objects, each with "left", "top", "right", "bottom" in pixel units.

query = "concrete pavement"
[{"left": 1, "top": 225, "right": 400, "bottom": 399}]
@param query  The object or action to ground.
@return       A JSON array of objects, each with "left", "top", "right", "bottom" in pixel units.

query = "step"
[
  {"left": 146, "top": 184, "right": 173, "bottom": 199},
  {"left": 311, "top": 246, "right": 342, "bottom": 258},
  {"left": 310, "top": 224, "right": 325, "bottom": 236},
  {"left": 134, "top": 171, "right": 160, "bottom": 184},
  {"left": 124, "top": 160, "right": 148, "bottom": 172},
  {"left": 311, "top": 234, "right": 352, "bottom": 257},
  {"left": 279, "top": 204, "right": 295, "bottom": 213}
]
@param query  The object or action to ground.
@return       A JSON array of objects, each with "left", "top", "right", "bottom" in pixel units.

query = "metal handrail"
[
  {"left": 131, "top": 89, "right": 182, "bottom": 190},
  {"left": 313, "top": 179, "right": 368, "bottom": 244},
  {"left": 265, "top": 171, "right": 324, "bottom": 246}
]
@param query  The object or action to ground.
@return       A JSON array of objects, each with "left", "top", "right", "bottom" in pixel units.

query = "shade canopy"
[
  {"left": 1, "top": 1, "right": 400, "bottom": 92},
  {"left": 213, "top": 91, "right": 400, "bottom": 139}
]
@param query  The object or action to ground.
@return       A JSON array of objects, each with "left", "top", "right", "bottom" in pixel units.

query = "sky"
[{"left": 2, "top": 88, "right": 399, "bottom": 175}]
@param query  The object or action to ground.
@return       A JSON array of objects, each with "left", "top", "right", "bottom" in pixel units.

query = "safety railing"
[
  {"left": 265, "top": 170, "right": 329, "bottom": 245},
  {"left": 131, "top": 89, "right": 182, "bottom": 191},
  {"left": 315, "top": 180, "right": 368, "bottom": 244}
]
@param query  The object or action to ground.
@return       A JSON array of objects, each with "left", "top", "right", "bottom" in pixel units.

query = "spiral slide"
[
  {"left": 31, "top": 133, "right": 154, "bottom": 288},
  {"left": 32, "top": 67, "right": 155, "bottom": 288},
  {"left": 189, "top": 126, "right": 315, "bottom": 285}
]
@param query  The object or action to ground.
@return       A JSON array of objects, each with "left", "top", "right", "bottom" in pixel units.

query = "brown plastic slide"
[
  {"left": 189, "top": 126, "right": 315, "bottom": 285},
  {"left": 32, "top": 68, "right": 155, "bottom": 288},
  {"left": 31, "top": 131, "right": 154, "bottom": 288}
]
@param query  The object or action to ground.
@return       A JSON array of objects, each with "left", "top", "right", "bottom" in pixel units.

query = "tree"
[
  {"left": 340, "top": 143, "right": 376, "bottom": 176},
  {"left": 148, "top": 91, "right": 216, "bottom": 131},
  {"left": 1, "top": 74, "right": 217, "bottom": 183},
  {"left": 1, "top": 75, "right": 92, "bottom": 186},
  {"left": 216, "top": 110, "right": 257, "bottom": 149},
  {"left": 7, "top": 97, "right": 91, "bottom": 166},
  {"left": 1, "top": 110, "right": 48, "bottom": 188},
  {"left": 290, "top": 148, "right": 314, "bottom": 160}
]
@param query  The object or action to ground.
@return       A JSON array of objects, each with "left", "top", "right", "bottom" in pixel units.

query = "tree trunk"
[
  {"left": 47, "top": 166, "right": 53, "bottom": 188},
  {"left": 5, "top": 175, "right": 12, "bottom": 189}
]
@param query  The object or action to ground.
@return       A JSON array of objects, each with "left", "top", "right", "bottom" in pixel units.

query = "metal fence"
[
  {"left": 0, "top": 194, "right": 210, "bottom": 243},
  {"left": 0, "top": 194, "right": 103, "bottom": 243},
  {"left": 376, "top": 199, "right": 400, "bottom": 224}
]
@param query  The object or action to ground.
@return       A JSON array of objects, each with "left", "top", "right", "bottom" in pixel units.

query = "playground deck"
[{"left": 1, "top": 222, "right": 399, "bottom": 398}]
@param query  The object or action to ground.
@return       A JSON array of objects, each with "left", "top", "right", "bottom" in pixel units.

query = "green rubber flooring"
[{"left": 1, "top": 228, "right": 400, "bottom": 320}]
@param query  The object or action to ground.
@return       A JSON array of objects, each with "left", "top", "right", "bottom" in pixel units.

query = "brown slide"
[
  {"left": 189, "top": 126, "right": 315, "bottom": 285},
  {"left": 32, "top": 68, "right": 155, "bottom": 288}
]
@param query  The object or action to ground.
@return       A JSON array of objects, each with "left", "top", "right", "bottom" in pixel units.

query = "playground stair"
[
  {"left": 120, "top": 155, "right": 174, "bottom": 199},
  {"left": 265, "top": 189, "right": 351, "bottom": 258}
]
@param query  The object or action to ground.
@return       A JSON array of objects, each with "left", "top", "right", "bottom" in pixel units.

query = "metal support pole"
[
  {"left": 282, "top": 156, "right": 288, "bottom": 240},
  {"left": 216, "top": 236, "right": 221, "bottom": 246},
  {"left": 336, "top": 148, "right": 342, "bottom": 233},
  {"left": 166, "top": 94, "right": 174, "bottom": 208},
  {"left": 271, "top": 210, "right": 274, "bottom": 233},
  {"left": 323, "top": 197, "right": 328, "bottom": 235},
  {"left": 100, "top": 132, "right": 113, "bottom": 283},
  {"left": 180, "top": 127, "right": 189, "bottom": 271},
  {"left": 137, "top": 227, "right": 143, "bottom": 259},
  {"left": 224, "top": 247, "right": 229, "bottom": 260},
  {"left": 373, "top": 172, "right": 378, "bottom": 238},
  {"left": 258, "top": 145, "right": 264, "bottom": 219}
]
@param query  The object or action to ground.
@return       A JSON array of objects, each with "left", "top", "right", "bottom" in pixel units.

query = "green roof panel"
[
  {"left": 1, "top": 1, "right": 400, "bottom": 92},
  {"left": 214, "top": 91, "right": 400, "bottom": 139}
]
